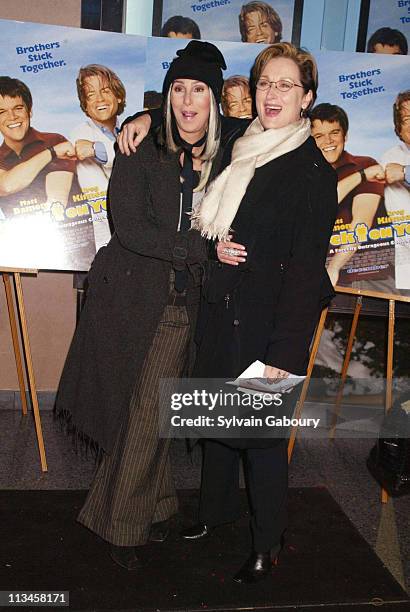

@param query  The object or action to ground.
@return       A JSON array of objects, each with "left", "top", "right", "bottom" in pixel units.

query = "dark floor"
[
  {"left": 1, "top": 488, "right": 408, "bottom": 611},
  {"left": 1, "top": 405, "right": 409, "bottom": 599}
]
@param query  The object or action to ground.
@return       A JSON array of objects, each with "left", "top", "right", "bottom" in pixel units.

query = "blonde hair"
[
  {"left": 239, "top": 2, "right": 282, "bottom": 43},
  {"left": 221, "top": 75, "right": 251, "bottom": 115},
  {"left": 76, "top": 64, "right": 126, "bottom": 115},
  {"left": 252, "top": 42, "right": 318, "bottom": 113},
  {"left": 164, "top": 85, "right": 220, "bottom": 191}
]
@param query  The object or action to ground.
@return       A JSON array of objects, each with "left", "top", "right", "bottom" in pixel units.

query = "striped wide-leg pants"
[{"left": 77, "top": 302, "right": 190, "bottom": 546}]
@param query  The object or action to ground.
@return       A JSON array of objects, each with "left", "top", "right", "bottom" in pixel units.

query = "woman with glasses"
[
  {"left": 186, "top": 42, "right": 337, "bottom": 583},
  {"left": 119, "top": 42, "right": 337, "bottom": 583}
]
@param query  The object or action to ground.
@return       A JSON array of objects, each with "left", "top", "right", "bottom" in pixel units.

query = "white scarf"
[{"left": 192, "top": 116, "right": 311, "bottom": 240}]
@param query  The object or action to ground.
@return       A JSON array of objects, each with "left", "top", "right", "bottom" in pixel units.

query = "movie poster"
[
  {"left": 365, "top": 0, "right": 409, "bottom": 55},
  {"left": 0, "top": 19, "right": 145, "bottom": 271},
  {"left": 145, "top": 36, "right": 410, "bottom": 295},
  {"left": 314, "top": 50, "right": 410, "bottom": 293},
  {"left": 155, "top": 0, "right": 299, "bottom": 44},
  {"left": 1, "top": 20, "right": 409, "bottom": 295}
]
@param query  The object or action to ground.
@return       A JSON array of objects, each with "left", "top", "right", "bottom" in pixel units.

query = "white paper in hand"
[{"left": 228, "top": 360, "right": 305, "bottom": 396}]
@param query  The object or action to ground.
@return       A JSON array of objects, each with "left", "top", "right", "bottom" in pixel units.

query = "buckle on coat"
[{"left": 173, "top": 246, "right": 188, "bottom": 260}]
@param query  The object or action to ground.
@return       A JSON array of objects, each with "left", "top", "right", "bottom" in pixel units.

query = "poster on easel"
[
  {"left": 313, "top": 50, "right": 410, "bottom": 295},
  {"left": 0, "top": 19, "right": 146, "bottom": 272},
  {"left": 144, "top": 35, "right": 410, "bottom": 296},
  {"left": 152, "top": 0, "right": 303, "bottom": 45},
  {"left": 357, "top": 0, "right": 409, "bottom": 55},
  {"left": 1, "top": 19, "right": 409, "bottom": 292}
]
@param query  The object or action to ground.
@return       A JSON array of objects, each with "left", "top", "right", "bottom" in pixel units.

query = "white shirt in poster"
[
  {"left": 381, "top": 142, "right": 410, "bottom": 290},
  {"left": 70, "top": 118, "right": 118, "bottom": 252}
]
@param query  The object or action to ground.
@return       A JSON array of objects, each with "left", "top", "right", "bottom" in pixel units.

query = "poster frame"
[
  {"left": 81, "top": 0, "right": 124, "bottom": 32},
  {"left": 356, "top": 0, "right": 371, "bottom": 52},
  {"left": 151, "top": 0, "right": 304, "bottom": 45}
]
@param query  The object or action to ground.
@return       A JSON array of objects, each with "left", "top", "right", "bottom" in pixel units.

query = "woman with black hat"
[{"left": 55, "top": 40, "right": 226, "bottom": 571}]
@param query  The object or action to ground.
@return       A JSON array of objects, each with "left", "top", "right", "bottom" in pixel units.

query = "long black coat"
[
  {"left": 56, "top": 133, "right": 216, "bottom": 453},
  {"left": 194, "top": 136, "right": 338, "bottom": 381}
]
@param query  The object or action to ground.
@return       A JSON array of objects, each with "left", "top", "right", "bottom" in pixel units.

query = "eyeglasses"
[{"left": 255, "top": 78, "right": 304, "bottom": 93}]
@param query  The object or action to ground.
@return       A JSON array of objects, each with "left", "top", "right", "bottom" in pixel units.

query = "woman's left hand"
[
  {"left": 263, "top": 365, "right": 290, "bottom": 384},
  {"left": 216, "top": 236, "right": 247, "bottom": 266}
]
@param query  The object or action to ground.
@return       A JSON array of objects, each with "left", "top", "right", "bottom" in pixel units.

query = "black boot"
[
  {"left": 233, "top": 546, "right": 280, "bottom": 584},
  {"left": 181, "top": 523, "right": 213, "bottom": 540},
  {"left": 109, "top": 544, "right": 143, "bottom": 570},
  {"left": 149, "top": 519, "right": 170, "bottom": 543}
]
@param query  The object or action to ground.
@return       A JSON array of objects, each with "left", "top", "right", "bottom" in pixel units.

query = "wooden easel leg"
[
  {"left": 288, "top": 307, "right": 329, "bottom": 462},
  {"left": 13, "top": 273, "right": 48, "bottom": 472},
  {"left": 329, "top": 296, "right": 363, "bottom": 439},
  {"left": 382, "top": 299, "right": 395, "bottom": 504},
  {"left": 2, "top": 273, "right": 29, "bottom": 415}
]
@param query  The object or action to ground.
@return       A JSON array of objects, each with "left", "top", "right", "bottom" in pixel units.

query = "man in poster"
[
  {"left": 221, "top": 75, "right": 253, "bottom": 118},
  {"left": 367, "top": 27, "right": 408, "bottom": 55},
  {"left": 310, "top": 103, "right": 392, "bottom": 292},
  {"left": 239, "top": 2, "right": 282, "bottom": 44},
  {"left": 0, "top": 76, "right": 95, "bottom": 271},
  {"left": 70, "top": 64, "right": 126, "bottom": 252},
  {"left": 160, "top": 15, "right": 201, "bottom": 39},
  {"left": 381, "top": 90, "right": 410, "bottom": 290},
  {"left": 0, "top": 76, "right": 76, "bottom": 221}
]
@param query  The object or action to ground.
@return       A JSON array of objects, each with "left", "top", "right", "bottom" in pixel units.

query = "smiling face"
[
  {"left": 225, "top": 85, "right": 252, "bottom": 119},
  {"left": 255, "top": 57, "right": 312, "bottom": 130},
  {"left": 398, "top": 100, "right": 410, "bottom": 145},
  {"left": 83, "top": 75, "right": 121, "bottom": 128},
  {"left": 244, "top": 11, "right": 277, "bottom": 44},
  {"left": 170, "top": 79, "right": 211, "bottom": 144},
  {"left": 311, "top": 119, "right": 346, "bottom": 166},
  {"left": 0, "top": 94, "right": 31, "bottom": 147}
]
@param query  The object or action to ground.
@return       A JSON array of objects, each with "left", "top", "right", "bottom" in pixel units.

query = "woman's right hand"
[
  {"left": 117, "top": 114, "right": 152, "bottom": 155},
  {"left": 216, "top": 237, "right": 247, "bottom": 266}
]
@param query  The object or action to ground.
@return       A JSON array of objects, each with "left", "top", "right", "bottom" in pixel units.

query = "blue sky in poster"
[
  {"left": 161, "top": 0, "right": 295, "bottom": 43},
  {"left": 314, "top": 49, "right": 410, "bottom": 161},
  {"left": 366, "top": 0, "right": 410, "bottom": 46},
  {"left": 0, "top": 19, "right": 146, "bottom": 137}
]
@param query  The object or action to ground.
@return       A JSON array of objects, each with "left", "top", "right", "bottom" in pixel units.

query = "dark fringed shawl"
[{"left": 54, "top": 405, "right": 104, "bottom": 463}]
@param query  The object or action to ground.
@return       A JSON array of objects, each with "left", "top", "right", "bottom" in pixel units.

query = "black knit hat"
[{"left": 162, "top": 40, "right": 227, "bottom": 104}]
